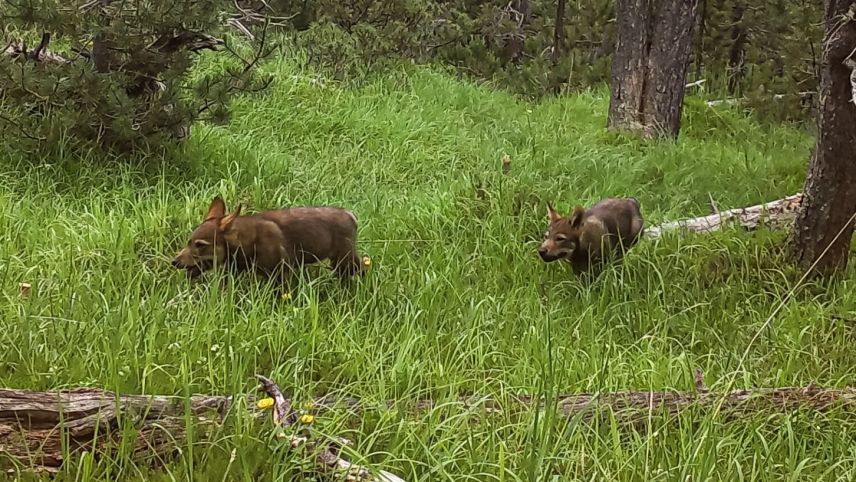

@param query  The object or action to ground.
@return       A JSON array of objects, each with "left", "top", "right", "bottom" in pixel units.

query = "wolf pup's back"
[
  {"left": 261, "top": 206, "right": 362, "bottom": 277},
  {"left": 587, "top": 197, "right": 644, "bottom": 251}
]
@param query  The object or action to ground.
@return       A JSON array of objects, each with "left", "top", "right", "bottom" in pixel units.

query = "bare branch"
[
  {"left": 227, "top": 18, "right": 256, "bottom": 41},
  {"left": 0, "top": 113, "right": 47, "bottom": 141}
]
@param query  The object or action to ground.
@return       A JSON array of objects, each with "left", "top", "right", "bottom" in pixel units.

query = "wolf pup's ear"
[
  {"left": 569, "top": 206, "right": 585, "bottom": 228},
  {"left": 219, "top": 204, "right": 242, "bottom": 231},
  {"left": 546, "top": 203, "right": 562, "bottom": 223},
  {"left": 205, "top": 197, "right": 227, "bottom": 221}
]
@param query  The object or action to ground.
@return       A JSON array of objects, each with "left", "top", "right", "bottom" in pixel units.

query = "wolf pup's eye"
[
  {"left": 556, "top": 234, "right": 568, "bottom": 242},
  {"left": 193, "top": 239, "right": 211, "bottom": 248}
]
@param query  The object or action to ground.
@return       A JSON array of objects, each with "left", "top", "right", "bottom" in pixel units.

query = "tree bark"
[
  {"left": 607, "top": 0, "right": 651, "bottom": 132},
  {"left": 4, "top": 378, "right": 856, "bottom": 474},
  {"left": 552, "top": 0, "right": 567, "bottom": 63},
  {"left": 500, "top": 0, "right": 530, "bottom": 65},
  {"left": 792, "top": 0, "right": 856, "bottom": 274},
  {"left": 608, "top": 0, "right": 700, "bottom": 139},
  {"left": 0, "top": 383, "right": 406, "bottom": 481},
  {"left": 726, "top": 0, "right": 746, "bottom": 95},
  {"left": 694, "top": 0, "right": 707, "bottom": 79},
  {"left": 641, "top": 0, "right": 698, "bottom": 138}
]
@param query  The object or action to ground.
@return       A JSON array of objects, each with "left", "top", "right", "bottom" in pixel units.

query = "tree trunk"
[
  {"left": 695, "top": 0, "right": 707, "bottom": 80},
  {"left": 726, "top": 0, "right": 746, "bottom": 95},
  {"left": 552, "top": 0, "right": 567, "bottom": 63},
  {"left": 694, "top": 0, "right": 707, "bottom": 79},
  {"left": 607, "top": 0, "right": 651, "bottom": 132},
  {"left": 642, "top": 0, "right": 698, "bottom": 137},
  {"left": 607, "top": 0, "right": 699, "bottom": 139},
  {"left": 791, "top": 0, "right": 856, "bottom": 274}
]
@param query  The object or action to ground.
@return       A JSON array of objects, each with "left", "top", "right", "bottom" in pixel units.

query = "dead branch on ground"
[
  {"left": 706, "top": 92, "right": 814, "bottom": 106},
  {"left": 644, "top": 193, "right": 803, "bottom": 238}
]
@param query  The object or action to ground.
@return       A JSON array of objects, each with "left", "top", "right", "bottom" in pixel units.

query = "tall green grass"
[{"left": 2, "top": 55, "right": 856, "bottom": 481}]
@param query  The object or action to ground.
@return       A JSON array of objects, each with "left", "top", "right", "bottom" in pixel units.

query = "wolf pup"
[
  {"left": 172, "top": 197, "right": 363, "bottom": 282},
  {"left": 538, "top": 197, "right": 644, "bottom": 273}
]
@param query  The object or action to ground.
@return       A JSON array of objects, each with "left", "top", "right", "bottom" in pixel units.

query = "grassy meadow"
[{"left": 2, "top": 54, "right": 856, "bottom": 481}]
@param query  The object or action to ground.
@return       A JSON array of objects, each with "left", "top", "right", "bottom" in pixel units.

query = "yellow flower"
[
  {"left": 362, "top": 256, "right": 372, "bottom": 268},
  {"left": 299, "top": 414, "right": 316, "bottom": 424},
  {"left": 281, "top": 291, "right": 292, "bottom": 300},
  {"left": 256, "top": 397, "right": 275, "bottom": 410},
  {"left": 302, "top": 401, "right": 315, "bottom": 411}
]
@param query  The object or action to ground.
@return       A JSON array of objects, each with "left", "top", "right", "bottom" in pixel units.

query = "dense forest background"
[
  {"left": 263, "top": 0, "right": 821, "bottom": 122},
  {"left": 0, "top": 0, "right": 822, "bottom": 153}
]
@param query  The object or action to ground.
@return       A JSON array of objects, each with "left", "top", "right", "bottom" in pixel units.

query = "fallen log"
[
  {"left": 0, "top": 378, "right": 406, "bottom": 481},
  {"left": 644, "top": 193, "right": 803, "bottom": 238},
  {"left": 0, "top": 388, "right": 232, "bottom": 470},
  {"left": 5, "top": 371, "right": 856, "bottom": 476},
  {"left": 706, "top": 92, "right": 815, "bottom": 106},
  {"left": 319, "top": 378, "right": 856, "bottom": 423}
]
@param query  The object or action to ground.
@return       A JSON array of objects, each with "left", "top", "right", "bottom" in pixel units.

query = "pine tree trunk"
[
  {"left": 607, "top": 0, "right": 699, "bottom": 139},
  {"left": 607, "top": 0, "right": 651, "bottom": 131},
  {"left": 792, "top": 0, "right": 856, "bottom": 274},
  {"left": 553, "top": 0, "right": 567, "bottom": 63},
  {"left": 642, "top": 0, "right": 698, "bottom": 137},
  {"left": 694, "top": 0, "right": 707, "bottom": 79},
  {"left": 726, "top": 0, "right": 746, "bottom": 95}
]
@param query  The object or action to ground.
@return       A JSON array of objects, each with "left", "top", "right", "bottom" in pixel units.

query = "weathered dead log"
[
  {"left": 644, "top": 193, "right": 804, "bottom": 238},
  {"left": 6, "top": 372, "right": 856, "bottom": 476},
  {"left": 315, "top": 383, "right": 856, "bottom": 423},
  {"left": 705, "top": 91, "right": 816, "bottom": 107},
  {"left": 0, "top": 378, "right": 407, "bottom": 481},
  {"left": 540, "top": 384, "right": 856, "bottom": 420},
  {"left": 0, "top": 388, "right": 233, "bottom": 470}
]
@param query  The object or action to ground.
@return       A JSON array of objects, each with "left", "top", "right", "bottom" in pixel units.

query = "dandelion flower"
[{"left": 256, "top": 397, "right": 275, "bottom": 410}]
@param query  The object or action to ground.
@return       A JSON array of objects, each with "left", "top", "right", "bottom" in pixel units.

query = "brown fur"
[
  {"left": 172, "top": 197, "right": 362, "bottom": 283},
  {"left": 538, "top": 197, "right": 644, "bottom": 273}
]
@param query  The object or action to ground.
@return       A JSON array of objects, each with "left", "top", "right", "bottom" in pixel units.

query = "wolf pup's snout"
[{"left": 537, "top": 247, "right": 560, "bottom": 262}]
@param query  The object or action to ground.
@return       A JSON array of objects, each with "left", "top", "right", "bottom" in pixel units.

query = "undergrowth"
[{"left": 2, "top": 56, "right": 855, "bottom": 481}]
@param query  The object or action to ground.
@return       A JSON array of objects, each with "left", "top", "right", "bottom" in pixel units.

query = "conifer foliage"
[{"left": 0, "top": 0, "right": 274, "bottom": 153}]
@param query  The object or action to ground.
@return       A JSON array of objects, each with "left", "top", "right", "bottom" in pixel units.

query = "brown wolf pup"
[
  {"left": 538, "top": 197, "right": 644, "bottom": 273},
  {"left": 171, "top": 197, "right": 363, "bottom": 283}
]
